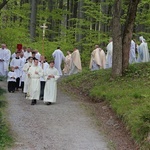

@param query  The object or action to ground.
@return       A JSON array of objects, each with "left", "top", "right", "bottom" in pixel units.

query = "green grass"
[
  {"left": 60, "top": 63, "right": 150, "bottom": 149},
  {"left": 0, "top": 87, "right": 13, "bottom": 150},
  {"left": 0, "top": 76, "right": 6, "bottom": 82}
]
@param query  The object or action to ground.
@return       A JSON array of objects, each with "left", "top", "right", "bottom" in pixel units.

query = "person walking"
[
  {"left": 43, "top": 60, "right": 59, "bottom": 105},
  {"left": 27, "top": 59, "right": 43, "bottom": 105},
  {"left": 52, "top": 47, "right": 65, "bottom": 76}
]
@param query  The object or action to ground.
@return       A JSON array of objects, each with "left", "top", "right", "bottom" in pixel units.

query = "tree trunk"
[
  {"left": 66, "top": 0, "right": 70, "bottom": 29},
  {"left": 59, "top": 0, "right": 63, "bottom": 36},
  {"left": 48, "top": 0, "right": 54, "bottom": 40},
  {"left": 112, "top": 0, "right": 122, "bottom": 78},
  {"left": 30, "top": 0, "right": 38, "bottom": 41},
  {"left": 0, "top": 0, "right": 10, "bottom": 10},
  {"left": 122, "top": 0, "right": 140, "bottom": 73},
  {"left": 76, "top": 0, "right": 84, "bottom": 48}
]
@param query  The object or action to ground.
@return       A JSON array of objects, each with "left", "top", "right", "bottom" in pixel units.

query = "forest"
[
  {"left": 0, "top": 0, "right": 150, "bottom": 74},
  {"left": 0, "top": 1, "right": 150, "bottom": 149}
]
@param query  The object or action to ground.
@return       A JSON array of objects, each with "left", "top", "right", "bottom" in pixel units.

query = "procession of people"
[{"left": 0, "top": 35, "right": 149, "bottom": 105}]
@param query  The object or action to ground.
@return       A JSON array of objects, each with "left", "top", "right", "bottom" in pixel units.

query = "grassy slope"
[
  {"left": 0, "top": 81, "right": 13, "bottom": 149},
  {"left": 61, "top": 63, "right": 150, "bottom": 149}
]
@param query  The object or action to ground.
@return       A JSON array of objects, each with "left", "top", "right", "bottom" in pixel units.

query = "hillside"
[{"left": 60, "top": 63, "right": 150, "bottom": 149}]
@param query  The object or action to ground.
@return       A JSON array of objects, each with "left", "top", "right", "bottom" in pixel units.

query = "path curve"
[{"left": 1, "top": 81, "right": 109, "bottom": 150}]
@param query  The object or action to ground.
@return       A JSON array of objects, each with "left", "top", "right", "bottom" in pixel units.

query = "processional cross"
[{"left": 40, "top": 23, "right": 48, "bottom": 55}]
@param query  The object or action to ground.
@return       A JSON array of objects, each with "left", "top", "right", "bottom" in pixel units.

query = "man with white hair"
[{"left": 137, "top": 36, "right": 149, "bottom": 62}]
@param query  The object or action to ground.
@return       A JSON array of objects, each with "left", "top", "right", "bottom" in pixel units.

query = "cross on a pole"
[
  {"left": 40, "top": 23, "right": 48, "bottom": 55},
  {"left": 40, "top": 23, "right": 48, "bottom": 39}
]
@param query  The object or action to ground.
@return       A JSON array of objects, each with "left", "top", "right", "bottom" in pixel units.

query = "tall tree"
[
  {"left": 48, "top": 0, "right": 54, "bottom": 40},
  {"left": 122, "top": 0, "right": 140, "bottom": 72},
  {"left": 76, "top": 0, "right": 84, "bottom": 46},
  {"left": 0, "top": 0, "right": 10, "bottom": 10},
  {"left": 112, "top": 0, "right": 140, "bottom": 77},
  {"left": 112, "top": 0, "right": 122, "bottom": 77},
  {"left": 30, "top": 0, "right": 38, "bottom": 41}
]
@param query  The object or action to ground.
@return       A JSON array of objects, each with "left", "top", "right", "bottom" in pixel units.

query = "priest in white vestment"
[
  {"left": 28, "top": 59, "right": 43, "bottom": 105},
  {"left": 44, "top": 60, "right": 60, "bottom": 105},
  {"left": 137, "top": 36, "right": 149, "bottom": 63},
  {"left": 0, "top": 44, "right": 11, "bottom": 76},
  {"left": 139, "top": 36, "right": 149, "bottom": 62},
  {"left": 35, "top": 50, "right": 41, "bottom": 61},
  {"left": 4, "top": 44, "right": 11, "bottom": 74},
  {"left": 23, "top": 57, "right": 33, "bottom": 97},
  {"left": 52, "top": 47, "right": 65, "bottom": 76},
  {"left": 99, "top": 48, "right": 106, "bottom": 69},
  {"left": 129, "top": 40, "right": 136, "bottom": 64},
  {"left": 69, "top": 48, "right": 82, "bottom": 75},
  {"left": 105, "top": 40, "right": 113, "bottom": 68},
  {"left": 63, "top": 51, "right": 72, "bottom": 75},
  {"left": 89, "top": 45, "right": 101, "bottom": 71},
  {"left": 24, "top": 47, "right": 32, "bottom": 59}
]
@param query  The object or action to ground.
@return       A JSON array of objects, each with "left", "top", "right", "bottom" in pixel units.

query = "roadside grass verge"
[
  {"left": 60, "top": 63, "right": 150, "bottom": 149},
  {"left": 0, "top": 86, "right": 13, "bottom": 149}
]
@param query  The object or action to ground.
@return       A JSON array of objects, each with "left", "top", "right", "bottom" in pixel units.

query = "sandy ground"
[{"left": 1, "top": 81, "right": 109, "bottom": 150}]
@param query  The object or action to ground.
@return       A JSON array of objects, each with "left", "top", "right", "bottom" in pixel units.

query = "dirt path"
[{"left": 1, "top": 81, "right": 109, "bottom": 150}]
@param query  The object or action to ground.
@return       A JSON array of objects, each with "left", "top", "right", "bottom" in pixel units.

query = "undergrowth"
[
  {"left": 0, "top": 87, "right": 13, "bottom": 150},
  {"left": 60, "top": 63, "right": 150, "bottom": 149}
]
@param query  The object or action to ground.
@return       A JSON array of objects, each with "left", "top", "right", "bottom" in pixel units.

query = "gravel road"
[{"left": 1, "top": 81, "right": 109, "bottom": 150}]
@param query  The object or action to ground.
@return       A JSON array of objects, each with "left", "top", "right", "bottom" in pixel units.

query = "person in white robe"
[
  {"left": 35, "top": 50, "right": 41, "bottom": 61},
  {"left": 63, "top": 51, "right": 72, "bottom": 75},
  {"left": 22, "top": 46, "right": 27, "bottom": 53},
  {"left": 20, "top": 51, "right": 26, "bottom": 64},
  {"left": 7, "top": 67, "right": 17, "bottom": 93},
  {"left": 28, "top": 59, "right": 43, "bottom": 105},
  {"left": 0, "top": 44, "right": 11, "bottom": 76},
  {"left": 137, "top": 36, "right": 149, "bottom": 63},
  {"left": 69, "top": 48, "right": 82, "bottom": 75},
  {"left": 52, "top": 47, "right": 65, "bottom": 76},
  {"left": 105, "top": 39, "right": 113, "bottom": 68},
  {"left": 23, "top": 57, "right": 33, "bottom": 97},
  {"left": 129, "top": 40, "right": 136, "bottom": 64},
  {"left": 39, "top": 56, "right": 49, "bottom": 100},
  {"left": 24, "top": 47, "right": 32, "bottom": 59},
  {"left": 10, "top": 51, "right": 23, "bottom": 90},
  {"left": 89, "top": 45, "right": 101, "bottom": 71},
  {"left": 44, "top": 60, "right": 60, "bottom": 105},
  {"left": 99, "top": 48, "right": 106, "bottom": 69},
  {"left": 4, "top": 44, "right": 11, "bottom": 74},
  {"left": 19, "top": 52, "right": 26, "bottom": 91},
  {"left": 11, "top": 50, "right": 17, "bottom": 59}
]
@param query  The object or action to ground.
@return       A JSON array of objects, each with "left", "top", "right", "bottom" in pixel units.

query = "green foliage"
[
  {"left": 0, "top": 88, "right": 5, "bottom": 98},
  {"left": 1, "top": 0, "right": 150, "bottom": 67},
  {"left": 61, "top": 62, "right": 150, "bottom": 149},
  {"left": 0, "top": 88, "right": 13, "bottom": 149}
]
